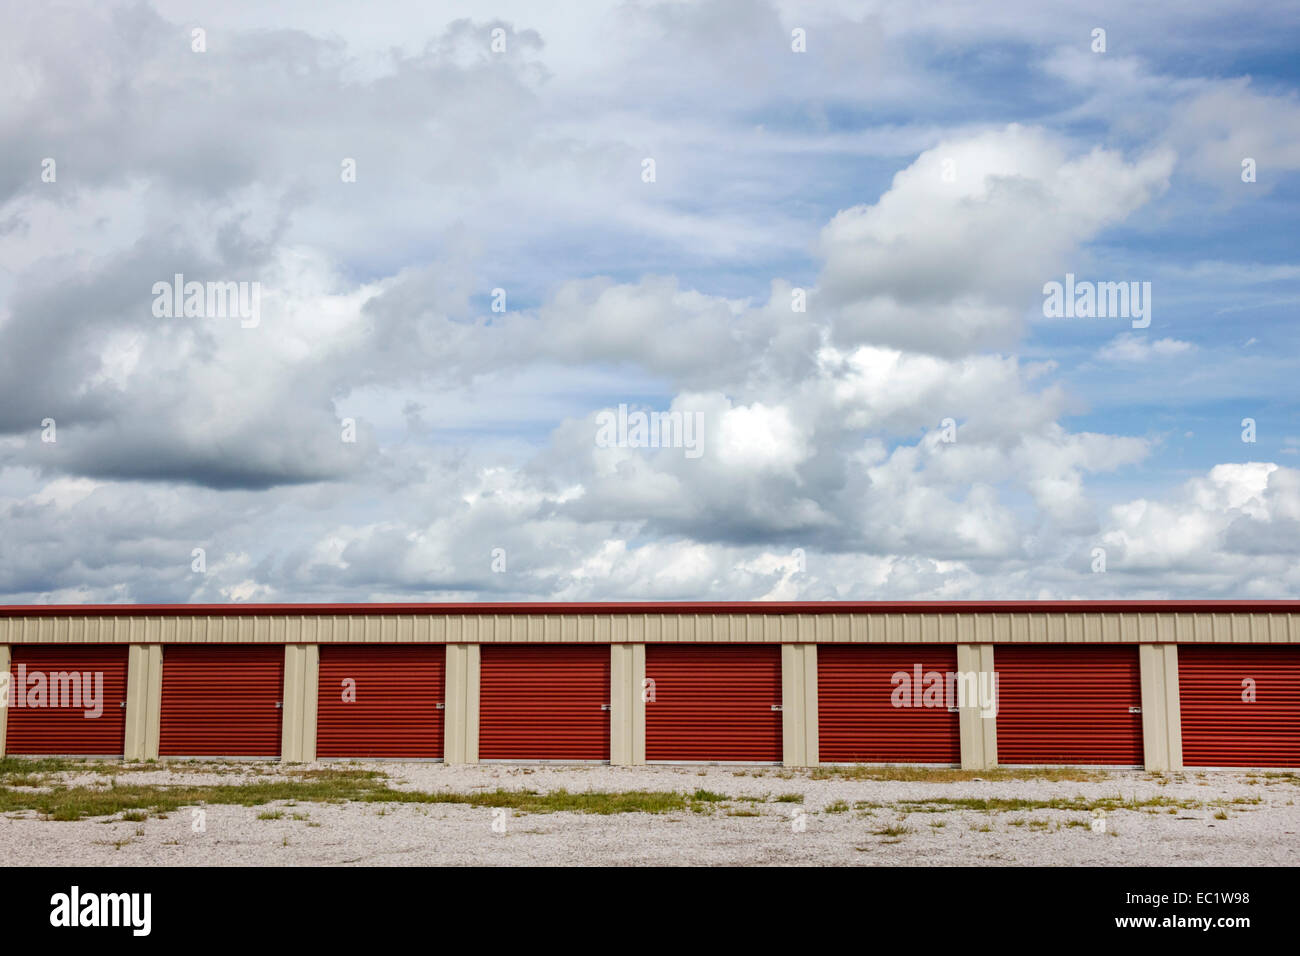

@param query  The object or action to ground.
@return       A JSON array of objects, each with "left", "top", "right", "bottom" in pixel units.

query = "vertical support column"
[
  {"left": 781, "top": 644, "right": 819, "bottom": 768},
  {"left": 124, "top": 644, "right": 163, "bottom": 761},
  {"left": 444, "top": 643, "right": 480, "bottom": 764},
  {"left": 1139, "top": 644, "right": 1183, "bottom": 771},
  {"left": 957, "top": 644, "right": 997, "bottom": 770},
  {"left": 280, "top": 644, "right": 319, "bottom": 763},
  {"left": 0, "top": 645, "right": 10, "bottom": 758},
  {"left": 610, "top": 643, "right": 646, "bottom": 766}
]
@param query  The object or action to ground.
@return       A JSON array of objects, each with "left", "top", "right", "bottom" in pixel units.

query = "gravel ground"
[{"left": 3, "top": 763, "right": 1298, "bottom": 866}]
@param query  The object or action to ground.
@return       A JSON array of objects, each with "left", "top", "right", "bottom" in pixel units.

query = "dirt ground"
[{"left": 2, "top": 762, "right": 1297, "bottom": 866}]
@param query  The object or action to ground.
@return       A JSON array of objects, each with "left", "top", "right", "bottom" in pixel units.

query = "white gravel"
[{"left": 3, "top": 762, "right": 1297, "bottom": 866}]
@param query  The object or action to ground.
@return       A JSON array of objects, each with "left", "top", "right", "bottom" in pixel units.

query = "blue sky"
[{"left": 1, "top": 0, "right": 1299, "bottom": 603}]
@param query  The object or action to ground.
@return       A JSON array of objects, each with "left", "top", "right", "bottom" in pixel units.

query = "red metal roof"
[{"left": 0, "top": 600, "right": 1297, "bottom": 617}]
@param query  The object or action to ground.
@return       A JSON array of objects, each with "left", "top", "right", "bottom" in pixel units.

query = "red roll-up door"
[
  {"left": 819, "top": 645, "right": 961, "bottom": 763},
  {"left": 1180, "top": 645, "right": 1300, "bottom": 767},
  {"left": 317, "top": 645, "right": 445, "bottom": 758},
  {"left": 995, "top": 645, "right": 1143, "bottom": 765},
  {"left": 5, "top": 645, "right": 129, "bottom": 756},
  {"left": 479, "top": 645, "right": 610, "bottom": 760},
  {"left": 645, "top": 644, "right": 782, "bottom": 762},
  {"left": 159, "top": 645, "right": 284, "bottom": 757}
]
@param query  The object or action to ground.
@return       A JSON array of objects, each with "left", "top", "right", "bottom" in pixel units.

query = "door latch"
[
  {"left": 275, "top": 701, "right": 283, "bottom": 709},
  {"left": 120, "top": 701, "right": 127, "bottom": 708},
  {"left": 770, "top": 704, "right": 783, "bottom": 712},
  {"left": 600, "top": 704, "right": 611, "bottom": 711},
  {"left": 436, "top": 702, "right": 445, "bottom": 710},
  {"left": 1128, "top": 706, "right": 1142, "bottom": 714}
]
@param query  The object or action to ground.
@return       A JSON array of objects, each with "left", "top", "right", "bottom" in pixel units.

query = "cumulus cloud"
[
  {"left": 816, "top": 125, "right": 1174, "bottom": 356},
  {"left": 0, "top": 1, "right": 1295, "bottom": 604}
]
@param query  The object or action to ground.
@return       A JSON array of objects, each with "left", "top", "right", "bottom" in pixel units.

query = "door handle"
[
  {"left": 1128, "top": 706, "right": 1142, "bottom": 714},
  {"left": 275, "top": 701, "right": 283, "bottom": 709},
  {"left": 600, "top": 704, "right": 611, "bottom": 711},
  {"left": 436, "top": 702, "right": 445, "bottom": 710},
  {"left": 770, "top": 704, "right": 783, "bottom": 712}
]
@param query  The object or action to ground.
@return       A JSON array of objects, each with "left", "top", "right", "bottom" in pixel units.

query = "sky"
[{"left": 1, "top": 0, "right": 1299, "bottom": 604}]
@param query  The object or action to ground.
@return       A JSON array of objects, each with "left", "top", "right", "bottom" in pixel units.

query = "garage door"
[
  {"left": 645, "top": 645, "right": 782, "bottom": 762},
  {"left": 159, "top": 645, "right": 284, "bottom": 757},
  {"left": 995, "top": 645, "right": 1143, "bottom": 765},
  {"left": 1180, "top": 645, "right": 1300, "bottom": 767},
  {"left": 479, "top": 645, "right": 610, "bottom": 760},
  {"left": 819, "top": 645, "right": 961, "bottom": 763},
  {"left": 317, "top": 645, "right": 445, "bottom": 758},
  {"left": 5, "top": 645, "right": 129, "bottom": 756}
]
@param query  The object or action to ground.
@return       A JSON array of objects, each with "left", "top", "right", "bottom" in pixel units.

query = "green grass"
[
  {"left": 824, "top": 800, "right": 851, "bottom": 814},
  {"left": 0, "top": 768, "right": 707, "bottom": 821},
  {"left": 775, "top": 794, "right": 804, "bottom": 803},
  {"left": 871, "top": 824, "right": 911, "bottom": 837},
  {"left": 689, "top": 789, "right": 729, "bottom": 803},
  {"left": 809, "top": 765, "right": 1105, "bottom": 783},
  {"left": 895, "top": 794, "right": 1190, "bottom": 814},
  {"left": 0, "top": 778, "right": 775, "bottom": 820}
]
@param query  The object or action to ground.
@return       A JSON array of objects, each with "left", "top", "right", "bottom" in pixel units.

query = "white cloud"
[{"left": 1098, "top": 333, "right": 1194, "bottom": 361}]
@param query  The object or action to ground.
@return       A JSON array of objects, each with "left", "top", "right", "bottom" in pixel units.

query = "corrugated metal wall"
[
  {"left": 316, "top": 645, "right": 446, "bottom": 759},
  {"left": 479, "top": 645, "right": 610, "bottom": 760},
  {"left": 5, "top": 645, "right": 129, "bottom": 756},
  {"left": 1179, "top": 646, "right": 1300, "bottom": 767},
  {"left": 818, "top": 645, "right": 962, "bottom": 764},
  {"left": 158, "top": 645, "right": 284, "bottom": 757},
  {"left": 1, "top": 611, "right": 1297, "bottom": 645},
  {"left": 995, "top": 646, "right": 1144, "bottom": 766},
  {"left": 645, "top": 645, "right": 783, "bottom": 762}
]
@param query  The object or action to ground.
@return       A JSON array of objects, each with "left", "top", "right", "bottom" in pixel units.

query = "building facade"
[{"left": 1, "top": 601, "right": 1297, "bottom": 770}]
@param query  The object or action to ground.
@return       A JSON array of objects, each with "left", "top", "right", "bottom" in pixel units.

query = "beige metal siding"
[{"left": 0, "top": 612, "right": 1296, "bottom": 645}]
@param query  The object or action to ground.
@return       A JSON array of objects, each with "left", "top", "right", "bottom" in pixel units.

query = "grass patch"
[
  {"left": 774, "top": 794, "right": 804, "bottom": 804},
  {"left": 0, "top": 770, "right": 704, "bottom": 820},
  {"left": 119, "top": 810, "right": 148, "bottom": 822},
  {"left": 0, "top": 758, "right": 86, "bottom": 777},
  {"left": 257, "top": 810, "right": 285, "bottom": 820},
  {"left": 824, "top": 800, "right": 851, "bottom": 814},
  {"left": 374, "top": 787, "right": 693, "bottom": 815},
  {"left": 690, "top": 789, "right": 729, "bottom": 803},
  {"left": 895, "top": 794, "right": 1187, "bottom": 814},
  {"left": 809, "top": 765, "right": 1105, "bottom": 783},
  {"left": 871, "top": 824, "right": 911, "bottom": 837}
]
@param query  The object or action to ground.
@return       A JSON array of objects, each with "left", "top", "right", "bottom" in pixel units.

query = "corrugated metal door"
[
  {"left": 645, "top": 644, "right": 782, "bottom": 762},
  {"left": 316, "top": 645, "right": 445, "bottom": 758},
  {"left": 159, "top": 645, "right": 284, "bottom": 757},
  {"left": 1180, "top": 645, "right": 1300, "bottom": 767},
  {"left": 479, "top": 645, "right": 610, "bottom": 760},
  {"left": 819, "top": 645, "right": 961, "bottom": 763},
  {"left": 5, "top": 645, "right": 129, "bottom": 756},
  {"left": 995, "top": 645, "right": 1143, "bottom": 765}
]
